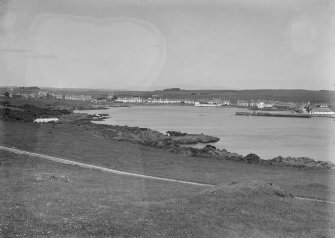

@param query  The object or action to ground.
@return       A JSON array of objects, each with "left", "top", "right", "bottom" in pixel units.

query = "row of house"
[
  {"left": 115, "top": 97, "right": 143, "bottom": 103},
  {"left": 236, "top": 100, "right": 297, "bottom": 110},
  {"left": 115, "top": 97, "right": 196, "bottom": 104},
  {"left": 309, "top": 107, "right": 335, "bottom": 115},
  {"left": 299, "top": 103, "right": 335, "bottom": 115},
  {"left": 3, "top": 89, "right": 333, "bottom": 114},
  {"left": 64, "top": 95, "right": 93, "bottom": 101},
  {"left": 113, "top": 97, "right": 307, "bottom": 109},
  {"left": 236, "top": 100, "right": 335, "bottom": 114}
]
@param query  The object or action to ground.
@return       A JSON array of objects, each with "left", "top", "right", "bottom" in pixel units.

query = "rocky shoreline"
[
  {"left": 1, "top": 104, "right": 334, "bottom": 170},
  {"left": 60, "top": 113, "right": 335, "bottom": 170}
]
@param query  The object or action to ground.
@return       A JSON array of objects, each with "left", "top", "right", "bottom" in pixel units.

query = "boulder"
[
  {"left": 243, "top": 153, "right": 260, "bottom": 164},
  {"left": 33, "top": 173, "right": 71, "bottom": 183},
  {"left": 270, "top": 156, "right": 335, "bottom": 169}
]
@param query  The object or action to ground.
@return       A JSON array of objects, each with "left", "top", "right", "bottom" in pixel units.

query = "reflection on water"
[{"left": 79, "top": 106, "right": 335, "bottom": 162}]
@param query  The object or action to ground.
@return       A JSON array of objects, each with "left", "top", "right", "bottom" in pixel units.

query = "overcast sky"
[{"left": 0, "top": 0, "right": 334, "bottom": 90}]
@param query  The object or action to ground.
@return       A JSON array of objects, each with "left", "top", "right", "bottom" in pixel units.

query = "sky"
[{"left": 0, "top": 0, "right": 334, "bottom": 90}]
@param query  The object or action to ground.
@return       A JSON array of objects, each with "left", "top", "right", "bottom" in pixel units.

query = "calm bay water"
[{"left": 79, "top": 105, "right": 335, "bottom": 162}]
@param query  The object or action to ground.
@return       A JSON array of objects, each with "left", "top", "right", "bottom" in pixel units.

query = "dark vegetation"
[
  {"left": 0, "top": 97, "right": 108, "bottom": 111},
  {"left": 0, "top": 102, "right": 71, "bottom": 122}
]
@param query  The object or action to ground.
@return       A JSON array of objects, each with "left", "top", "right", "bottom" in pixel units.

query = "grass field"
[
  {"left": 0, "top": 98, "right": 109, "bottom": 111},
  {"left": 1, "top": 121, "right": 335, "bottom": 237}
]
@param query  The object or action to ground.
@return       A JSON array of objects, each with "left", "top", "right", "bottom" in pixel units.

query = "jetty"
[{"left": 235, "top": 111, "right": 311, "bottom": 118}]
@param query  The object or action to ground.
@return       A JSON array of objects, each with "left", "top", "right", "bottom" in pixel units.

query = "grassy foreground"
[{"left": 0, "top": 121, "right": 335, "bottom": 237}]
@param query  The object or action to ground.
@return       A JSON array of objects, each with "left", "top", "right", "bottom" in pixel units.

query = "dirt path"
[
  {"left": 294, "top": 196, "right": 335, "bottom": 204},
  {"left": 0, "top": 145, "right": 215, "bottom": 187},
  {"left": 2, "top": 145, "right": 334, "bottom": 204}
]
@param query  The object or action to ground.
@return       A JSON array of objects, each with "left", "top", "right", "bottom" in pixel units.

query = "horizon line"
[{"left": 0, "top": 86, "right": 334, "bottom": 92}]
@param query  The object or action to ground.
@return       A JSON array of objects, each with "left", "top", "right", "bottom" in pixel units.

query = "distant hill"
[{"left": 163, "top": 88, "right": 181, "bottom": 91}]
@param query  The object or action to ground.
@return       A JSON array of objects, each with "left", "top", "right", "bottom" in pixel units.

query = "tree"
[{"left": 4, "top": 91, "right": 10, "bottom": 98}]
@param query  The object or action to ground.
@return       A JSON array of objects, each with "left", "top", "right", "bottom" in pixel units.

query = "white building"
[
  {"left": 183, "top": 100, "right": 195, "bottom": 104},
  {"left": 319, "top": 104, "right": 329, "bottom": 108},
  {"left": 107, "top": 94, "right": 115, "bottom": 100},
  {"left": 34, "top": 118, "right": 59, "bottom": 123},
  {"left": 115, "top": 97, "right": 143, "bottom": 103},
  {"left": 309, "top": 108, "right": 335, "bottom": 115},
  {"left": 237, "top": 100, "right": 249, "bottom": 107},
  {"left": 65, "top": 95, "right": 92, "bottom": 101},
  {"left": 222, "top": 100, "right": 230, "bottom": 106},
  {"left": 257, "top": 102, "right": 265, "bottom": 109},
  {"left": 264, "top": 102, "right": 275, "bottom": 108}
]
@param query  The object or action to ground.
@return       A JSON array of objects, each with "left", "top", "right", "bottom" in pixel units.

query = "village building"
[
  {"left": 236, "top": 100, "right": 249, "bottom": 107},
  {"left": 145, "top": 98, "right": 181, "bottom": 104},
  {"left": 264, "top": 102, "right": 275, "bottom": 108},
  {"left": 54, "top": 94, "right": 64, "bottom": 99},
  {"left": 249, "top": 100, "right": 260, "bottom": 107},
  {"left": 65, "top": 95, "right": 92, "bottom": 101},
  {"left": 222, "top": 100, "right": 230, "bottom": 106},
  {"left": 12, "top": 88, "right": 48, "bottom": 99},
  {"left": 309, "top": 107, "right": 335, "bottom": 115},
  {"left": 97, "top": 98, "right": 107, "bottom": 103},
  {"left": 257, "top": 102, "right": 265, "bottom": 109},
  {"left": 107, "top": 94, "right": 115, "bottom": 100},
  {"left": 318, "top": 104, "right": 329, "bottom": 108},
  {"left": 275, "top": 102, "right": 290, "bottom": 110},
  {"left": 182, "top": 100, "right": 195, "bottom": 104},
  {"left": 115, "top": 97, "right": 143, "bottom": 103}
]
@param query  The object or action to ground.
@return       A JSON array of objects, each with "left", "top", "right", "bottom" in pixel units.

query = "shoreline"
[
  {"left": 76, "top": 107, "right": 334, "bottom": 169},
  {"left": 1, "top": 101, "right": 333, "bottom": 169},
  {"left": 68, "top": 112, "right": 334, "bottom": 170}
]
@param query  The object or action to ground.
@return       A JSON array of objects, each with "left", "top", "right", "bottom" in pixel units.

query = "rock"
[
  {"left": 270, "top": 156, "right": 335, "bottom": 169},
  {"left": 243, "top": 153, "right": 260, "bottom": 164},
  {"left": 166, "top": 131, "right": 187, "bottom": 136},
  {"left": 169, "top": 133, "right": 220, "bottom": 144},
  {"left": 33, "top": 173, "right": 71, "bottom": 183}
]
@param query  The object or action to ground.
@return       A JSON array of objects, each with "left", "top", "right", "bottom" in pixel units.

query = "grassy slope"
[
  {"left": 0, "top": 121, "right": 335, "bottom": 237},
  {"left": 0, "top": 121, "right": 334, "bottom": 199},
  {"left": 0, "top": 98, "right": 108, "bottom": 111},
  {"left": 1, "top": 151, "right": 334, "bottom": 237}
]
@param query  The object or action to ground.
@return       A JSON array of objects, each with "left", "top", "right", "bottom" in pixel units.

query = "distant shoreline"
[
  {"left": 0, "top": 98, "right": 333, "bottom": 169},
  {"left": 74, "top": 109, "right": 334, "bottom": 170}
]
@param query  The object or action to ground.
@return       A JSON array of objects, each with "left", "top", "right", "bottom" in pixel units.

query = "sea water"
[{"left": 79, "top": 105, "right": 335, "bottom": 162}]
